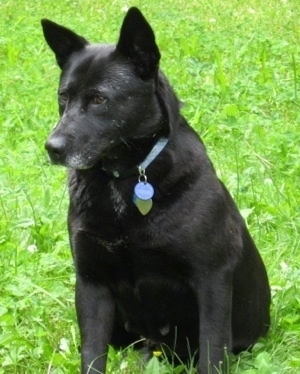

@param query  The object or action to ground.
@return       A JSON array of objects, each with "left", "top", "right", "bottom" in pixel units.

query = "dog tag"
[
  {"left": 134, "top": 182, "right": 154, "bottom": 200},
  {"left": 133, "top": 196, "right": 153, "bottom": 215}
]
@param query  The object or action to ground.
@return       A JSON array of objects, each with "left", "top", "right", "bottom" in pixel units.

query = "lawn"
[{"left": 0, "top": 0, "right": 299, "bottom": 373}]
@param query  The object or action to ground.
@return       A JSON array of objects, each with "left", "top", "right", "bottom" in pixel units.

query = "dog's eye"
[
  {"left": 58, "top": 92, "right": 68, "bottom": 104},
  {"left": 90, "top": 96, "right": 106, "bottom": 105}
]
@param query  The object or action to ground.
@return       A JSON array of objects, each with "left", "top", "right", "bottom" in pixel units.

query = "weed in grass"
[{"left": 1, "top": 0, "right": 299, "bottom": 373}]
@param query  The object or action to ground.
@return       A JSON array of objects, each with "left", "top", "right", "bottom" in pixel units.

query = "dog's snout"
[{"left": 45, "top": 136, "right": 66, "bottom": 164}]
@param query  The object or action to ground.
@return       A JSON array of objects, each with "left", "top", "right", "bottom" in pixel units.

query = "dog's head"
[{"left": 42, "top": 8, "right": 171, "bottom": 170}]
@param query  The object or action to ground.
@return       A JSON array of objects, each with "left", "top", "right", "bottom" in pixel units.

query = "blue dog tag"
[{"left": 134, "top": 182, "right": 154, "bottom": 201}]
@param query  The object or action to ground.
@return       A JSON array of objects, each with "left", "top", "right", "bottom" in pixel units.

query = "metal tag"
[
  {"left": 134, "top": 182, "right": 154, "bottom": 201},
  {"left": 133, "top": 195, "right": 153, "bottom": 215}
]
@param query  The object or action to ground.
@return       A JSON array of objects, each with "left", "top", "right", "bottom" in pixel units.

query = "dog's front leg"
[
  {"left": 75, "top": 275, "right": 115, "bottom": 374},
  {"left": 197, "top": 272, "right": 233, "bottom": 374}
]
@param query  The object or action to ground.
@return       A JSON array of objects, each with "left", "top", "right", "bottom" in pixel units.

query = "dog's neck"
[{"left": 101, "top": 135, "right": 168, "bottom": 179}]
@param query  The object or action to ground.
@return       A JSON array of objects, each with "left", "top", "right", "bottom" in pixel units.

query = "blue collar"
[
  {"left": 139, "top": 137, "right": 168, "bottom": 171},
  {"left": 110, "top": 137, "right": 168, "bottom": 178}
]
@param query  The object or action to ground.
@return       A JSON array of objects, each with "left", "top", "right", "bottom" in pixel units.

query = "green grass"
[{"left": 1, "top": 0, "right": 299, "bottom": 372}]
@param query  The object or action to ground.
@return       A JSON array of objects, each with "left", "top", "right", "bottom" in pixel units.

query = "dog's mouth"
[
  {"left": 45, "top": 135, "right": 141, "bottom": 172},
  {"left": 45, "top": 135, "right": 111, "bottom": 170},
  {"left": 45, "top": 131, "right": 168, "bottom": 173}
]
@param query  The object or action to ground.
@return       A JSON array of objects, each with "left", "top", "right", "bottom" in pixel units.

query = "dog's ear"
[
  {"left": 41, "top": 19, "right": 88, "bottom": 69},
  {"left": 116, "top": 7, "right": 161, "bottom": 79}
]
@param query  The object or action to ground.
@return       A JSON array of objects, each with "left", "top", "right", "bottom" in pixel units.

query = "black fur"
[{"left": 41, "top": 7, "right": 270, "bottom": 373}]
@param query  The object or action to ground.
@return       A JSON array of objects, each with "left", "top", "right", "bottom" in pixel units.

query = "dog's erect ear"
[
  {"left": 41, "top": 19, "right": 88, "bottom": 69},
  {"left": 116, "top": 7, "right": 161, "bottom": 79}
]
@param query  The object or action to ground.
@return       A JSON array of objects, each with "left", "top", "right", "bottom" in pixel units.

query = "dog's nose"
[{"left": 45, "top": 136, "right": 66, "bottom": 164}]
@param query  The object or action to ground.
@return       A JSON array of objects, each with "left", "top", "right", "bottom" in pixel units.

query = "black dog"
[{"left": 41, "top": 7, "right": 270, "bottom": 373}]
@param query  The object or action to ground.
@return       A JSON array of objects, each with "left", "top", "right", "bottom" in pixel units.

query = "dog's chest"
[
  {"left": 70, "top": 174, "right": 200, "bottom": 346},
  {"left": 69, "top": 171, "right": 135, "bottom": 221},
  {"left": 108, "top": 180, "right": 128, "bottom": 217}
]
